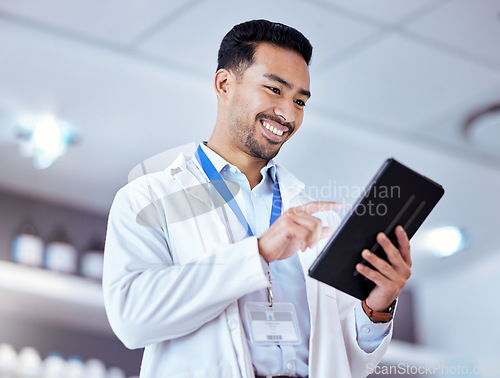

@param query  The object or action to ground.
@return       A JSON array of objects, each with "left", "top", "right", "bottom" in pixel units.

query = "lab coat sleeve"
[
  {"left": 354, "top": 301, "right": 391, "bottom": 353},
  {"left": 102, "top": 181, "right": 269, "bottom": 350}
]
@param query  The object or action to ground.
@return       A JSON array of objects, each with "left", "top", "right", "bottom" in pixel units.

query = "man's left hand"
[{"left": 355, "top": 225, "right": 412, "bottom": 312}]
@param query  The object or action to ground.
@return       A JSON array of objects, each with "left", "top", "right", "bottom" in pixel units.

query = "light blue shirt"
[{"left": 199, "top": 143, "right": 391, "bottom": 377}]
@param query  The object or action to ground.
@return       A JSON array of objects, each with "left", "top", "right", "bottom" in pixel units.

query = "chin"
[
  {"left": 243, "top": 131, "right": 285, "bottom": 160},
  {"left": 251, "top": 144, "right": 281, "bottom": 160}
]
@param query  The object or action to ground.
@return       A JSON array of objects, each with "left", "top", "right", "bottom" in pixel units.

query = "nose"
[{"left": 274, "top": 99, "right": 295, "bottom": 124}]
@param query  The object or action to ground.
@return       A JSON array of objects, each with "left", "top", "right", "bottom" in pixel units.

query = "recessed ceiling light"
[
  {"left": 416, "top": 226, "right": 468, "bottom": 258},
  {"left": 16, "top": 115, "right": 78, "bottom": 169}
]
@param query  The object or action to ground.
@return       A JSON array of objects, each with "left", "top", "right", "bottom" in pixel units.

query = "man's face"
[{"left": 224, "top": 42, "right": 311, "bottom": 160}]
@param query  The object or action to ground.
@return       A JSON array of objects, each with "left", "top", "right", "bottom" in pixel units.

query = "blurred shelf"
[
  {"left": 383, "top": 340, "right": 456, "bottom": 365},
  {"left": 0, "top": 260, "right": 113, "bottom": 336}
]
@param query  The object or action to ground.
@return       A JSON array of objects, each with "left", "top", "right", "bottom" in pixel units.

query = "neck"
[{"left": 205, "top": 137, "right": 267, "bottom": 189}]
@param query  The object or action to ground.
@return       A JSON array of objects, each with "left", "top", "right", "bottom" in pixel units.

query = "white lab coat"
[{"left": 103, "top": 151, "right": 392, "bottom": 378}]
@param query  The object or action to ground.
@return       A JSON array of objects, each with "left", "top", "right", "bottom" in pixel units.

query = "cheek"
[
  {"left": 285, "top": 111, "right": 304, "bottom": 138},
  {"left": 233, "top": 93, "right": 256, "bottom": 114},
  {"left": 295, "top": 110, "right": 304, "bottom": 126},
  {"left": 228, "top": 95, "right": 249, "bottom": 121}
]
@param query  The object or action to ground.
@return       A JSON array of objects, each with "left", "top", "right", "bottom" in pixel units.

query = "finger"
[
  {"left": 262, "top": 206, "right": 335, "bottom": 259},
  {"left": 376, "top": 232, "right": 412, "bottom": 279},
  {"left": 320, "top": 226, "right": 333, "bottom": 240},
  {"left": 259, "top": 221, "right": 307, "bottom": 261},
  {"left": 286, "top": 221, "right": 318, "bottom": 252},
  {"left": 291, "top": 201, "right": 342, "bottom": 216},
  {"left": 308, "top": 227, "right": 334, "bottom": 249},
  {"left": 356, "top": 262, "right": 392, "bottom": 289},
  {"left": 396, "top": 226, "right": 412, "bottom": 268},
  {"left": 376, "top": 232, "right": 405, "bottom": 267},
  {"left": 290, "top": 212, "right": 324, "bottom": 248},
  {"left": 282, "top": 213, "right": 333, "bottom": 251},
  {"left": 357, "top": 262, "right": 405, "bottom": 301},
  {"left": 281, "top": 210, "right": 323, "bottom": 244},
  {"left": 361, "top": 249, "right": 401, "bottom": 282},
  {"left": 278, "top": 214, "right": 318, "bottom": 250}
]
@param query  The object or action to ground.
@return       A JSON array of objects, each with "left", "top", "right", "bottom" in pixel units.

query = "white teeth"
[{"left": 262, "top": 121, "right": 284, "bottom": 136}]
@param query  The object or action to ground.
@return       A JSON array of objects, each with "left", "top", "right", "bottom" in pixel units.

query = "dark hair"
[{"left": 217, "top": 19, "right": 312, "bottom": 76}]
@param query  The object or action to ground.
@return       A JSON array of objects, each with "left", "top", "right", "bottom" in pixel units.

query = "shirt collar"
[
  {"left": 199, "top": 142, "right": 277, "bottom": 183},
  {"left": 264, "top": 161, "right": 277, "bottom": 184},
  {"left": 199, "top": 142, "right": 230, "bottom": 173}
]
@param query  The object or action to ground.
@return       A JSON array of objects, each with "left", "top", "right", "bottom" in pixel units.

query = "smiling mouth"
[
  {"left": 262, "top": 120, "right": 283, "bottom": 136},
  {"left": 260, "top": 119, "right": 289, "bottom": 138}
]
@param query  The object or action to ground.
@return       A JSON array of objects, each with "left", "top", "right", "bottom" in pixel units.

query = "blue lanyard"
[{"left": 195, "top": 145, "right": 282, "bottom": 237}]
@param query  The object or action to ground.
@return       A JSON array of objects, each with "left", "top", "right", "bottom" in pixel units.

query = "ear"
[{"left": 214, "top": 69, "right": 232, "bottom": 99}]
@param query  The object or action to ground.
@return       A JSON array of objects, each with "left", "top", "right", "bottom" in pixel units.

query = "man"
[{"left": 103, "top": 20, "right": 412, "bottom": 378}]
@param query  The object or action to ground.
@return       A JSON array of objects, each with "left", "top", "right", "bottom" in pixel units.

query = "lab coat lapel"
[
  {"left": 275, "top": 164, "right": 305, "bottom": 209},
  {"left": 167, "top": 153, "right": 214, "bottom": 209},
  {"left": 166, "top": 153, "right": 231, "bottom": 256}
]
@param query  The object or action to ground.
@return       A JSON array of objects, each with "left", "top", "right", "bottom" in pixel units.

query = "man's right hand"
[{"left": 258, "top": 201, "right": 341, "bottom": 262}]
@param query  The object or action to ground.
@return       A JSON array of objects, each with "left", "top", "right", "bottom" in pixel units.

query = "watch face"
[{"left": 388, "top": 299, "right": 397, "bottom": 313}]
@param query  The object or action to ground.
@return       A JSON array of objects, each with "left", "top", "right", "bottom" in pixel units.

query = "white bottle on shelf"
[
  {"left": 80, "top": 239, "right": 104, "bottom": 280},
  {"left": 11, "top": 223, "right": 44, "bottom": 267},
  {"left": 44, "top": 228, "right": 78, "bottom": 274},
  {"left": 17, "top": 347, "right": 41, "bottom": 378},
  {"left": 65, "top": 356, "right": 84, "bottom": 378},
  {"left": 106, "top": 367, "right": 126, "bottom": 378},
  {"left": 83, "top": 358, "right": 106, "bottom": 378},
  {"left": 41, "top": 353, "right": 65, "bottom": 378},
  {"left": 0, "top": 343, "right": 17, "bottom": 378}
]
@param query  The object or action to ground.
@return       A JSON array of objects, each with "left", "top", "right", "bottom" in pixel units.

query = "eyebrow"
[{"left": 263, "top": 73, "right": 311, "bottom": 99}]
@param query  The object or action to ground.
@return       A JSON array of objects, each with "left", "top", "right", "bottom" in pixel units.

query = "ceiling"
[{"left": 0, "top": 0, "right": 499, "bottom": 367}]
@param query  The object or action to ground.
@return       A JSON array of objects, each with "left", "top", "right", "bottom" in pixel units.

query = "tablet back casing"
[{"left": 308, "top": 158, "right": 444, "bottom": 300}]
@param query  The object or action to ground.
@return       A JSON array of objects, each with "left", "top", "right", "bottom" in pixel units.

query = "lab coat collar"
[
  {"left": 274, "top": 163, "right": 306, "bottom": 209},
  {"left": 164, "top": 152, "right": 215, "bottom": 209}
]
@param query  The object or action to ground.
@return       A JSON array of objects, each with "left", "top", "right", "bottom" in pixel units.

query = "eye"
[
  {"left": 294, "top": 99, "right": 306, "bottom": 107},
  {"left": 266, "top": 86, "right": 280, "bottom": 95}
]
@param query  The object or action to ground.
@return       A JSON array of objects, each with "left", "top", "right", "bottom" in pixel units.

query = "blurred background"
[{"left": 0, "top": 0, "right": 499, "bottom": 377}]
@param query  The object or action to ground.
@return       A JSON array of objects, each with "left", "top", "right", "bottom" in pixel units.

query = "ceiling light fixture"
[
  {"left": 417, "top": 226, "right": 468, "bottom": 258},
  {"left": 462, "top": 102, "right": 500, "bottom": 151},
  {"left": 16, "top": 115, "right": 78, "bottom": 169}
]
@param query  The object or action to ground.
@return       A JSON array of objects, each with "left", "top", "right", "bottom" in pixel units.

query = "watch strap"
[{"left": 361, "top": 299, "right": 396, "bottom": 323}]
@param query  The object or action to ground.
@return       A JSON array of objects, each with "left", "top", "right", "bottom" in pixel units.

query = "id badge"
[{"left": 244, "top": 302, "right": 301, "bottom": 345}]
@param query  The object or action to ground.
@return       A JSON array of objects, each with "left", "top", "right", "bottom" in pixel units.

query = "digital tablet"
[{"left": 308, "top": 158, "right": 444, "bottom": 300}]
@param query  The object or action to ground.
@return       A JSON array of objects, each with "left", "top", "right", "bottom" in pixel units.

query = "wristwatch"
[{"left": 361, "top": 299, "right": 397, "bottom": 323}]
